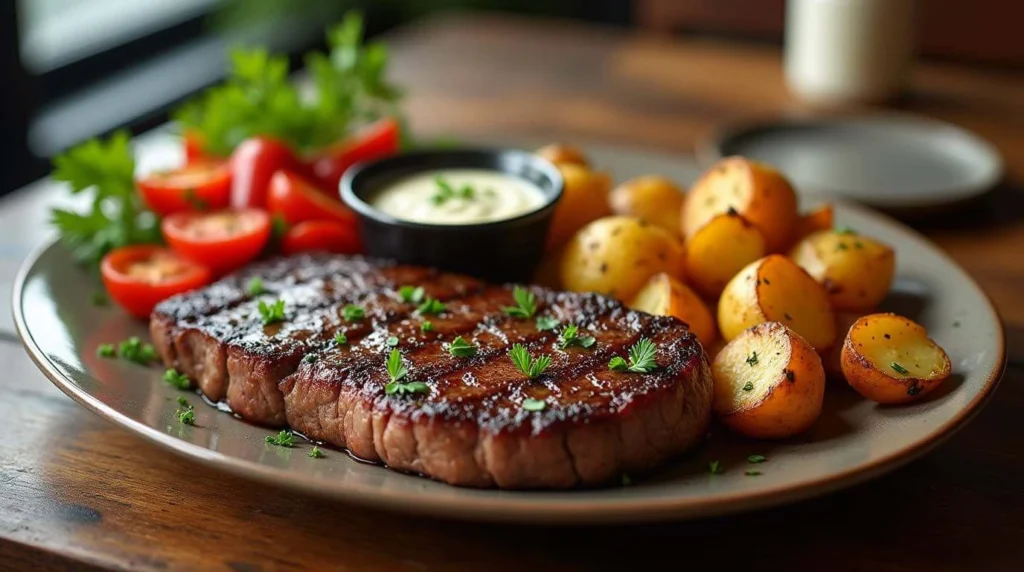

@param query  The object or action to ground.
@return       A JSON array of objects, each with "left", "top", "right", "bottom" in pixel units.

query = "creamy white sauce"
[{"left": 370, "top": 169, "right": 546, "bottom": 225}]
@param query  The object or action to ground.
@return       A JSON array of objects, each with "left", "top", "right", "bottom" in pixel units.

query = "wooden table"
[{"left": 2, "top": 14, "right": 1022, "bottom": 571}]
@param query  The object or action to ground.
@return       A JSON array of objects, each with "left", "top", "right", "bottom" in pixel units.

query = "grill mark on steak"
[{"left": 153, "top": 254, "right": 713, "bottom": 488}]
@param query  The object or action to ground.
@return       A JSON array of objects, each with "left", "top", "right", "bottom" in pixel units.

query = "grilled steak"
[{"left": 151, "top": 254, "right": 713, "bottom": 488}]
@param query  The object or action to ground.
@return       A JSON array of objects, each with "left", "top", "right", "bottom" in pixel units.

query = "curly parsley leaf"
[
  {"left": 558, "top": 324, "right": 596, "bottom": 350},
  {"left": 509, "top": 344, "right": 551, "bottom": 379},
  {"left": 163, "top": 368, "right": 192, "bottom": 390},
  {"left": 258, "top": 299, "right": 286, "bottom": 325},
  {"left": 503, "top": 285, "right": 537, "bottom": 319},
  {"left": 265, "top": 430, "right": 295, "bottom": 448},
  {"left": 608, "top": 338, "right": 657, "bottom": 373},
  {"left": 118, "top": 337, "right": 157, "bottom": 365}
]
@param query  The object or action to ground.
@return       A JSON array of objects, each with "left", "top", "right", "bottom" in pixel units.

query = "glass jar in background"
[{"left": 784, "top": 0, "right": 917, "bottom": 104}]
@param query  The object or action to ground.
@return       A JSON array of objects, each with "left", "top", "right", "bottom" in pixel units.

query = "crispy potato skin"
[
  {"left": 712, "top": 322, "right": 826, "bottom": 439},
  {"left": 536, "top": 143, "right": 589, "bottom": 168},
  {"left": 840, "top": 313, "right": 952, "bottom": 404},
  {"left": 561, "top": 216, "right": 685, "bottom": 302},
  {"left": 682, "top": 157, "right": 798, "bottom": 253},
  {"left": 790, "top": 230, "right": 896, "bottom": 312},
  {"left": 718, "top": 255, "right": 836, "bottom": 351},
  {"left": 629, "top": 272, "right": 717, "bottom": 347},
  {"left": 792, "top": 204, "right": 834, "bottom": 246},
  {"left": 685, "top": 211, "right": 766, "bottom": 297},
  {"left": 609, "top": 175, "right": 685, "bottom": 236},
  {"left": 546, "top": 164, "right": 613, "bottom": 250}
]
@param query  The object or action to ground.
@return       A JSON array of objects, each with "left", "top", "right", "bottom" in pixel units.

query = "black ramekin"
[{"left": 340, "top": 148, "right": 564, "bottom": 283}]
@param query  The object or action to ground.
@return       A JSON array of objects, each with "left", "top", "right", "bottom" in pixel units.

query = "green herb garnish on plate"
[
  {"left": 608, "top": 338, "right": 657, "bottom": 373},
  {"left": 502, "top": 285, "right": 537, "bottom": 319}
]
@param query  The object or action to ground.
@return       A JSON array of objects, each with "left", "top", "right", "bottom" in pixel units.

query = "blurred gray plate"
[
  {"left": 700, "top": 115, "right": 1003, "bottom": 210},
  {"left": 12, "top": 141, "right": 1006, "bottom": 524}
]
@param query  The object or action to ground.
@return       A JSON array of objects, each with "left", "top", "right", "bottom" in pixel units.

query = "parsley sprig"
[
  {"left": 431, "top": 177, "right": 475, "bottom": 205},
  {"left": 558, "top": 324, "right": 596, "bottom": 349},
  {"left": 398, "top": 285, "right": 425, "bottom": 304},
  {"left": 265, "top": 430, "right": 296, "bottom": 448},
  {"left": 509, "top": 344, "right": 551, "bottom": 379},
  {"left": 258, "top": 299, "right": 286, "bottom": 325},
  {"left": 384, "top": 349, "right": 429, "bottom": 396},
  {"left": 503, "top": 286, "right": 537, "bottom": 319},
  {"left": 49, "top": 131, "right": 160, "bottom": 269},
  {"left": 342, "top": 304, "right": 365, "bottom": 321},
  {"left": 448, "top": 336, "right": 478, "bottom": 358},
  {"left": 608, "top": 338, "right": 658, "bottom": 373},
  {"left": 417, "top": 298, "right": 446, "bottom": 315},
  {"left": 173, "top": 12, "right": 402, "bottom": 156},
  {"left": 247, "top": 276, "right": 266, "bottom": 296},
  {"left": 163, "top": 368, "right": 192, "bottom": 390},
  {"left": 118, "top": 337, "right": 158, "bottom": 365}
]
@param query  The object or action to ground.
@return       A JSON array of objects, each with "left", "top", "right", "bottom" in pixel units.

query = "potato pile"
[{"left": 536, "top": 145, "right": 952, "bottom": 439}]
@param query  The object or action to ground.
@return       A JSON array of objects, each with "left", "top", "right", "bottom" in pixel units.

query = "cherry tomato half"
[
  {"left": 267, "top": 170, "right": 357, "bottom": 226},
  {"left": 229, "top": 137, "right": 314, "bottom": 209},
  {"left": 101, "top": 245, "right": 213, "bottom": 319},
  {"left": 307, "top": 118, "right": 400, "bottom": 192},
  {"left": 282, "top": 220, "right": 363, "bottom": 256},
  {"left": 137, "top": 161, "right": 232, "bottom": 216},
  {"left": 162, "top": 209, "right": 271, "bottom": 274}
]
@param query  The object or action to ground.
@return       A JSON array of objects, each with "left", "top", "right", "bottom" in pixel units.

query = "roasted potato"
[
  {"left": 682, "top": 157, "right": 798, "bottom": 253},
  {"left": 718, "top": 255, "right": 836, "bottom": 351},
  {"left": 561, "top": 216, "right": 685, "bottom": 301},
  {"left": 790, "top": 229, "right": 896, "bottom": 312},
  {"left": 684, "top": 211, "right": 766, "bottom": 298},
  {"left": 546, "top": 163, "right": 613, "bottom": 249},
  {"left": 793, "top": 204, "right": 834, "bottom": 244},
  {"left": 609, "top": 175, "right": 685, "bottom": 236},
  {"left": 629, "top": 272, "right": 716, "bottom": 347},
  {"left": 536, "top": 143, "right": 589, "bottom": 167},
  {"left": 841, "top": 313, "right": 951, "bottom": 404},
  {"left": 712, "top": 322, "right": 826, "bottom": 439}
]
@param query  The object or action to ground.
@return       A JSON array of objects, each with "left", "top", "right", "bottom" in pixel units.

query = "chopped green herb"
[
  {"left": 177, "top": 408, "right": 196, "bottom": 426},
  {"left": 708, "top": 460, "right": 723, "bottom": 474},
  {"left": 742, "top": 381, "right": 754, "bottom": 391},
  {"left": 509, "top": 344, "right": 551, "bottom": 379},
  {"left": 502, "top": 285, "right": 537, "bottom": 319},
  {"left": 607, "top": 338, "right": 657, "bottom": 373},
  {"left": 341, "top": 304, "right": 365, "bottom": 321},
  {"left": 836, "top": 242, "right": 849, "bottom": 251},
  {"left": 431, "top": 177, "right": 476, "bottom": 205},
  {"left": 448, "top": 336, "right": 477, "bottom": 358},
  {"left": 745, "top": 351, "right": 759, "bottom": 366},
  {"left": 96, "top": 344, "right": 116, "bottom": 358},
  {"left": 521, "top": 397, "right": 546, "bottom": 412},
  {"left": 420, "top": 320, "right": 434, "bottom": 332},
  {"left": 118, "top": 337, "right": 157, "bottom": 365},
  {"left": 308, "top": 446, "right": 326, "bottom": 459},
  {"left": 176, "top": 396, "right": 190, "bottom": 408},
  {"left": 747, "top": 454, "right": 766, "bottom": 464},
  {"left": 854, "top": 241, "right": 864, "bottom": 249},
  {"left": 385, "top": 380, "right": 430, "bottom": 396},
  {"left": 386, "top": 335, "right": 399, "bottom": 347},
  {"left": 398, "top": 285, "right": 425, "bottom": 304},
  {"left": 385, "top": 348, "right": 408, "bottom": 382},
  {"left": 535, "top": 316, "right": 560, "bottom": 331},
  {"left": 558, "top": 324, "right": 596, "bottom": 349},
  {"left": 91, "top": 291, "right": 109, "bottom": 307},
  {"left": 265, "top": 430, "right": 295, "bottom": 448},
  {"left": 258, "top": 299, "right": 286, "bottom": 325},
  {"left": 890, "top": 362, "right": 909, "bottom": 375},
  {"left": 334, "top": 332, "right": 348, "bottom": 345},
  {"left": 247, "top": 276, "right": 266, "bottom": 296},
  {"left": 302, "top": 354, "right": 318, "bottom": 364},
  {"left": 417, "top": 298, "right": 446, "bottom": 315},
  {"left": 163, "top": 368, "right": 192, "bottom": 390},
  {"left": 271, "top": 214, "right": 289, "bottom": 240},
  {"left": 745, "top": 470, "right": 762, "bottom": 477},
  {"left": 835, "top": 226, "right": 856, "bottom": 235}
]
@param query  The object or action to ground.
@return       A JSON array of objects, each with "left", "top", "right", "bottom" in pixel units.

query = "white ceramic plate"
[{"left": 13, "top": 144, "right": 1004, "bottom": 524}]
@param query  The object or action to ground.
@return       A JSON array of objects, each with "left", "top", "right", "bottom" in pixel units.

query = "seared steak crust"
[{"left": 151, "top": 254, "right": 712, "bottom": 488}]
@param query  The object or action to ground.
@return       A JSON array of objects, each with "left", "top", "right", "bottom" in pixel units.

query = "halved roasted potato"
[
  {"left": 681, "top": 157, "right": 798, "bottom": 253},
  {"left": 536, "top": 143, "right": 589, "bottom": 167},
  {"left": 561, "top": 216, "right": 685, "bottom": 302},
  {"left": 841, "top": 313, "right": 951, "bottom": 404},
  {"left": 609, "top": 175, "right": 685, "bottom": 236},
  {"left": 718, "top": 255, "right": 836, "bottom": 351},
  {"left": 546, "top": 163, "right": 613, "bottom": 249},
  {"left": 712, "top": 322, "right": 826, "bottom": 439},
  {"left": 790, "top": 229, "right": 896, "bottom": 312},
  {"left": 684, "top": 211, "right": 766, "bottom": 298},
  {"left": 629, "top": 272, "right": 716, "bottom": 347}
]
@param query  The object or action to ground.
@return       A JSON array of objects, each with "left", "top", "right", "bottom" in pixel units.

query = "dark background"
[{"left": 1, "top": 0, "right": 1019, "bottom": 197}]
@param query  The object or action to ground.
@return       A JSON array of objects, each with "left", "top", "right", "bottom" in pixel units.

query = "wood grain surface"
[{"left": 1, "top": 13, "right": 1022, "bottom": 571}]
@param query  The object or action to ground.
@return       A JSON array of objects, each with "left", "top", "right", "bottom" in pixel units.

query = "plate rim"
[
  {"left": 12, "top": 202, "right": 1006, "bottom": 524},
  {"left": 697, "top": 112, "right": 1005, "bottom": 209}
]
